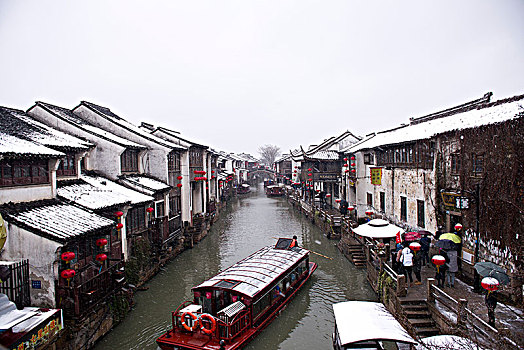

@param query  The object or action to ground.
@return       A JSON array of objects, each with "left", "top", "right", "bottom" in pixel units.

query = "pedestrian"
[
  {"left": 435, "top": 226, "right": 444, "bottom": 241},
  {"left": 413, "top": 249, "right": 423, "bottom": 285},
  {"left": 420, "top": 234, "right": 431, "bottom": 266},
  {"left": 485, "top": 291, "right": 497, "bottom": 328},
  {"left": 395, "top": 243, "right": 404, "bottom": 274},
  {"left": 435, "top": 249, "right": 449, "bottom": 287},
  {"left": 339, "top": 199, "right": 348, "bottom": 216},
  {"left": 289, "top": 235, "right": 298, "bottom": 248},
  {"left": 399, "top": 243, "right": 414, "bottom": 286},
  {"left": 446, "top": 249, "right": 458, "bottom": 287}
]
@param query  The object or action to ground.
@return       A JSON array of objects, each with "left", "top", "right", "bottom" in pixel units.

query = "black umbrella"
[
  {"left": 435, "top": 239, "right": 457, "bottom": 251},
  {"left": 474, "top": 262, "right": 510, "bottom": 285}
]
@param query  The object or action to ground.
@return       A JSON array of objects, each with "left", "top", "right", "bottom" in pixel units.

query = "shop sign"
[{"left": 370, "top": 167, "right": 382, "bottom": 185}]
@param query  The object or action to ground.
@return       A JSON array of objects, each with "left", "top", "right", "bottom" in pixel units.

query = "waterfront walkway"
[{"left": 401, "top": 262, "right": 524, "bottom": 349}]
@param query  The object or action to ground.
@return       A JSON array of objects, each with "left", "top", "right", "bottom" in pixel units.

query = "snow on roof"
[
  {"left": 119, "top": 175, "right": 171, "bottom": 195},
  {"left": 333, "top": 301, "right": 416, "bottom": 346},
  {"left": 0, "top": 293, "right": 61, "bottom": 336},
  {"left": 345, "top": 96, "right": 524, "bottom": 152},
  {"left": 0, "top": 133, "right": 64, "bottom": 158},
  {"left": 307, "top": 150, "right": 340, "bottom": 160},
  {"left": 35, "top": 102, "right": 147, "bottom": 149},
  {"left": 194, "top": 245, "right": 309, "bottom": 298},
  {"left": 81, "top": 174, "right": 154, "bottom": 205},
  {"left": 80, "top": 101, "right": 186, "bottom": 150},
  {"left": 2, "top": 201, "right": 114, "bottom": 243},
  {"left": 0, "top": 107, "right": 93, "bottom": 151}
]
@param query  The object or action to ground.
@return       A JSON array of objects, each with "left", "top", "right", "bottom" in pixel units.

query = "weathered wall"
[{"left": 1, "top": 222, "right": 61, "bottom": 307}]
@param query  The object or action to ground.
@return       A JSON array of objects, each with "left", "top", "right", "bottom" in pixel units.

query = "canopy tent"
[
  {"left": 416, "top": 335, "right": 485, "bottom": 350},
  {"left": 333, "top": 301, "right": 416, "bottom": 346},
  {"left": 352, "top": 219, "right": 404, "bottom": 239}
]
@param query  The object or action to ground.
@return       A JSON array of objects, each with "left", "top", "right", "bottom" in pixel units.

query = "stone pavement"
[{"left": 400, "top": 262, "right": 524, "bottom": 348}]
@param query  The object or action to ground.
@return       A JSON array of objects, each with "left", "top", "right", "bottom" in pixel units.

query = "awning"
[
  {"left": 333, "top": 301, "right": 416, "bottom": 346},
  {"left": 352, "top": 219, "right": 404, "bottom": 239}
]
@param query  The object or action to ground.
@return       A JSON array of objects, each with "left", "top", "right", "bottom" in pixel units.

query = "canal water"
[{"left": 94, "top": 183, "right": 376, "bottom": 350}]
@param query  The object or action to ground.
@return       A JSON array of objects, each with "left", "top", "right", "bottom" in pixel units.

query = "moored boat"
[
  {"left": 265, "top": 185, "right": 284, "bottom": 197},
  {"left": 236, "top": 184, "right": 251, "bottom": 194},
  {"left": 332, "top": 301, "right": 417, "bottom": 349},
  {"left": 156, "top": 238, "right": 317, "bottom": 350}
]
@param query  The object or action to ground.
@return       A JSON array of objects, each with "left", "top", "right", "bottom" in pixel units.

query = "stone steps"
[
  {"left": 400, "top": 299, "right": 440, "bottom": 338},
  {"left": 348, "top": 244, "right": 366, "bottom": 267}
]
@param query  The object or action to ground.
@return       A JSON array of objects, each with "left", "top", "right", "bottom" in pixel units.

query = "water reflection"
[{"left": 94, "top": 183, "right": 376, "bottom": 350}]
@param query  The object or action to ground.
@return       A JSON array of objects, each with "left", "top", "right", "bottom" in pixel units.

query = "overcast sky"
[{"left": 0, "top": 1, "right": 523, "bottom": 157}]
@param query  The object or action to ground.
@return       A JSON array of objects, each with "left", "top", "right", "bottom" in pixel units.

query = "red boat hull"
[{"left": 157, "top": 262, "right": 318, "bottom": 350}]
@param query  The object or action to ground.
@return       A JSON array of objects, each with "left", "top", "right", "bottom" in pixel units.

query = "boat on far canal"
[
  {"left": 156, "top": 238, "right": 317, "bottom": 350},
  {"left": 236, "top": 184, "right": 251, "bottom": 195},
  {"left": 265, "top": 185, "right": 284, "bottom": 197}
]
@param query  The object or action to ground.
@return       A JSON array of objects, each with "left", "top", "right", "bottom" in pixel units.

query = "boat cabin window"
[{"left": 195, "top": 291, "right": 213, "bottom": 314}]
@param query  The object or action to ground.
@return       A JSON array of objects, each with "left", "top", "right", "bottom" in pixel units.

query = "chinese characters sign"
[{"left": 370, "top": 167, "right": 382, "bottom": 185}]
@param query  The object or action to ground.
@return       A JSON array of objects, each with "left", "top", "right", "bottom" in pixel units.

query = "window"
[
  {"left": 451, "top": 153, "right": 461, "bottom": 174},
  {"left": 367, "top": 193, "right": 373, "bottom": 207},
  {"left": 57, "top": 153, "right": 76, "bottom": 177},
  {"left": 125, "top": 206, "right": 146, "bottom": 234},
  {"left": 155, "top": 201, "right": 165, "bottom": 217},
  {"left": 363, "top": 153, "right": 374, "bottom": 165},
  {"left": 472, "top": 154, "right": 484, "bottom": 177},
  {"left": 380, "top": 192, "right": 385, "bottom": 213},
  {"left": 189, "top": 148, "right": 203, "bottom": 167},
  {"left": 400, "top": 196, "right": 407, "bottom": 221},
  {"left": 0, "top": 160, "right": 49, "bottom": 187},
  {"left": 169, "top": 195, "right": 181, "bottom": 217},
  {"left": 168, "top": 151, "right": 181, "bottom": 185},
  {"left": 121, "top": 149, "right": 139, "bottom": 172},
  {"left": 417, "top": 200, "right": 425, "bottom": 228}
]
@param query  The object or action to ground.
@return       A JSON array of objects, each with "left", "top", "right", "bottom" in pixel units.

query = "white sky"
[{"left": 0, "top": 0, "right": 522, "bottom": 157}]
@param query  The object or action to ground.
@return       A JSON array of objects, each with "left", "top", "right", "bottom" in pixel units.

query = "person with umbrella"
[
  {"left": 419, "top": 233, "right": 431, "bottom": 266},
  {"left": 485, "top": 290, "right": 498, "bottom": 327},
  {"left": 435, "top": 249, "right": 449, "bottom": 288},
  {"left": 446, "top": 249, "right": 458, "bottom": 287}
]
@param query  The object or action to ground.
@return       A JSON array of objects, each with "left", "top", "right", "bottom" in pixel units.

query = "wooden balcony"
[{"left": 56, "top": 261, "right": 125, "bottom": 319}]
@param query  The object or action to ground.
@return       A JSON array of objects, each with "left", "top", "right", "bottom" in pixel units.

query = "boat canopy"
[
  {"left": 194, "top": 246, "right": 309, "bottom": 298},
  {"left": 333, "top": 301, "right": 417, "bottom": 346}
]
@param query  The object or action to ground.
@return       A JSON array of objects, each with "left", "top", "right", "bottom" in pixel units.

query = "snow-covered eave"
[
  {"left": 32, "top": 102, "right": 148, "bottom": 150},
  {"left": 156, "top": 127, "right": 208, "bottom": 149},
  {"left": 79, "top": 102, "right": 186, "bottom": 151}
]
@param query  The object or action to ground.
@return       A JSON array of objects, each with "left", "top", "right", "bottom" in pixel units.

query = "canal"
[{"left": 94, "top": 183, "right": 376, "bottom": 350}]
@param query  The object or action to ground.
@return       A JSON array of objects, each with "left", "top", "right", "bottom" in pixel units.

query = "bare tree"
[{"left": 258, "top": 144, "right": 281, "bottom": 166}]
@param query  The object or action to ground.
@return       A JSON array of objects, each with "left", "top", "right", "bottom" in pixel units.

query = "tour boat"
[
  {"left": 156, "top": 238, "right": 317, "bottom": 350},
  {"left": 265, "top": 185, "right": 284, "bottom": 197},
  {"left": 236, "top": 184, "right": 251, "bottom": 195}
]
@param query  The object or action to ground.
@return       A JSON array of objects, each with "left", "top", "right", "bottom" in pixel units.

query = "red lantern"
[
  {"left": 348, "top": 206, "right": 355, "bottom": 211},
  {"left": 177, "top": 183, "right": 182, "bottom": 188},
  {"left": 345, "top": 169, "right": 350, "bottom": 173},
  {"left": 308, "top": 168, "right": 312, "bottom": 171},
  {"left": 116, "top": 223, "right": 124, "bottom": 230},
  {"left": 351, "top": 169, "right": 356, "bottom": 173},
  {"left": 350, "top": 156, "right": 355, "bottom": 160},
  {"left": 409, "top": 242, "right": 421, "bottom": 252},
  {"left": 114, "top": 211, "right": 123, "bottom": 218},
  {"left": 308, "top": 173, "right": 312, "bottom": 177},
  {"left": 481, "top": 277, "right": 499, "bottom": 292},
  {"left": 344, "top": 158, "right": 348, "bottom": 161},
  {"left": 325, "top": 194, "right": 331, "bottom": 198},
  {"left": 454, "top": 223, "right": 463, "bottom": 231},
  {"left": 343, "top": 164, "right": 348, "bottom": 167},
  {"left": 146, "top": 207, "right": 154, "bottom": 213},
  {"left": 96, "top": 253, "right": 108, "bottom": 263},
  {"left": 61, "top": 269, "right": 76, "bottom": 279},
  {"left": 365, "top": 210, "right": 373, "bottom": 216},
  {"left": 211, "top": 170, "right": 215, "bottom": 173},
  {"left": 61, "top": 251, "right": 75, "bottom": 262},
  {"left": 177, "top": 175, "right": 183, "bottom": 180},
  {"left": 96, "top": 238, "right": 108, "bottom": 247},
  {"left": 351, "top": 163, "right": 356, "bottom": 167}
]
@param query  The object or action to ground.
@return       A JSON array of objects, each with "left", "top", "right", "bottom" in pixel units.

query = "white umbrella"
[{"left": 352, "top": 219, "right": 404, "bottom": 239}]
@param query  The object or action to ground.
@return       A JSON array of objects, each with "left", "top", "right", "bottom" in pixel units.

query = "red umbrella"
[{"left": 404, "top": 231, "right": 421, "bottom": 242}]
